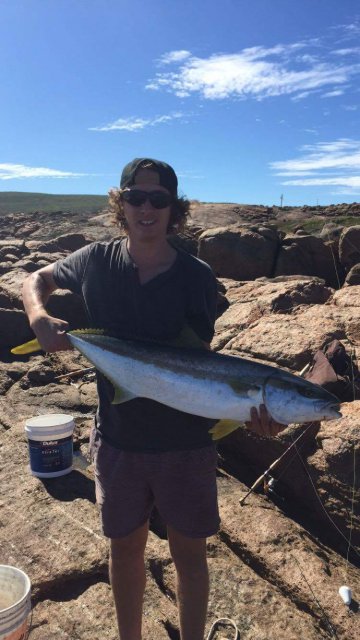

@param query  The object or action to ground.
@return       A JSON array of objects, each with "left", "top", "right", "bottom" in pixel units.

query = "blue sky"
[{"left": 1, "top": 0, "right": 359, "bottom": 205}]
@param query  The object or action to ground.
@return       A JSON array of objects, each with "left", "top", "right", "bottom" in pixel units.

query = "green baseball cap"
[{"left": 120, "top": 158, "right": 178, "bottom": 197}]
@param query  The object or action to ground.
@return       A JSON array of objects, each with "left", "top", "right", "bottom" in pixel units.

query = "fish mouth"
[{"left": 321, "top": 403, "right": 342, "bottom": 420}]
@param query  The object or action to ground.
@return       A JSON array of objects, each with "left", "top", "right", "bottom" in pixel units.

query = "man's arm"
[{"left": 22, "top": 264, "right": 71, "bottom": 352}]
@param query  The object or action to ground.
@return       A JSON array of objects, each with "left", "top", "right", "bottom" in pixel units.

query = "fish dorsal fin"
[
  {"left": 69, "top": 328, "right": 105, "bottom": 336},
  {"left": 164, "top": 325, "right": 206, "bottom": 350},
  {"left": 209, "top": 419, "right": 242, "bottom": 441}
]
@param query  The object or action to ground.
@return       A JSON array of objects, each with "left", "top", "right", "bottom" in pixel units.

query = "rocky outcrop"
[
  {"left": 1, "top": 380, "right": 359, "bottom": 639},
  {"left": 0, "top": 235, "right": 90, "bottom": 348},
  {"left": 339, "top": 226, "right": 360, "bottom": 271},
  {"left": 1, "top": 213, "right": 359, "bottom": 639},
  {"left": 198, "top": 226, "right": 279, "bottom": 280},
  {"left": 345, "top": 263, "right": 360, "bottom": 285},
  {"left": 273, "top": 234, "right": 341, "bottom": 288}
]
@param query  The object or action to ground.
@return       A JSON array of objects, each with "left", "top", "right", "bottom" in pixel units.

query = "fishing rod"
[{"left": 239, "top": 421, "right": 315, "bottom": 506}]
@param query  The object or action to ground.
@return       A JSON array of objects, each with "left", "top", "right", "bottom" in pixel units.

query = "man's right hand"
[{"left": 30, "top": 313, "right": 71, "bottom": 352}]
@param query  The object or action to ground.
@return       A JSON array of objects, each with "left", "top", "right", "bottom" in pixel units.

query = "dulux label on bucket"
[
  {"left": 25, "top": 414, "right": 75, "bottom": 478},
  {"left": 27, "top": 436, "right": 73, "bottom": 474}
]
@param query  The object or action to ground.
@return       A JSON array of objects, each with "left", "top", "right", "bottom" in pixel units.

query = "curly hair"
[{"left": 108, "top": 187, "right": 190, "bottom": 235}]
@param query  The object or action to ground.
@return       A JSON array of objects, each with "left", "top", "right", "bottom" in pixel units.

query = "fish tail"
[
  {"left": 11, "top": 328, "right": 105, "bottom": 355},
  {"left": 11, "top": 338, "right": 42, "bottom": 355}
]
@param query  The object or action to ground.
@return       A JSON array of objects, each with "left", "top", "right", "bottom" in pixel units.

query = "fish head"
[{"left": 264, "top": 374, "right": 342, "bottom": 425}]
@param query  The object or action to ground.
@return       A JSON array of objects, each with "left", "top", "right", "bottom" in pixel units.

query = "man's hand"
[
  {"left": 30, "top": 313, "right": 71, "bottom": 352},
  {"left": 245, "top": 404, "right": 287, "bottom": 437}
]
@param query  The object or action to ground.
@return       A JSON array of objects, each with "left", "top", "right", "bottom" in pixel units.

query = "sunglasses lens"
[
  {"left": 149, "top": 192, "right": 172, "bottom": 209},
  {"left": 122, "top": 190, "right": 172, "bottom": 209},
  {"left": 122, "top": 191, "right": 146, "bottom": 206}
]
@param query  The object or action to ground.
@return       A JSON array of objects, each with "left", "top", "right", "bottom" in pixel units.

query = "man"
[{"left": 23, "top": 158, "right": 284, "bottom": 640}]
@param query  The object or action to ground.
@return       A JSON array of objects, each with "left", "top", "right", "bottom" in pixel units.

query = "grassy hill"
[{"left": 0, "top": 192, "right": 108, "bottom": 215}]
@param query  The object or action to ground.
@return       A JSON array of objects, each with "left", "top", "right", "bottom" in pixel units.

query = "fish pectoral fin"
[
  {"left": 11, "top": 338, "right": 42, "bottom": 355},
  {"left": 111, "top": 385, "right": 137, "bottom": 405},
  {"left": 209, "top": 419, "right": 242, "bottom": 441}
]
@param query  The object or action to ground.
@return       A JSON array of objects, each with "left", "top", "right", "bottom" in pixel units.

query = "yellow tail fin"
[
  {"left": 11, "top": 338, "right": 42, "bottom": 355},
  {"left": 11, "top": 328, "right": 105, "bottom": 355}
]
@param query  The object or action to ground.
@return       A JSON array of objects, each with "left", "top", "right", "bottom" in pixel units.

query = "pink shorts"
[{"left": 91, "top": 431, "right": 220, "bottom": 539}]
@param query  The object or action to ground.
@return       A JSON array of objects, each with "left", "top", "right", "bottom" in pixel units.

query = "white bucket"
[
  {"left": 25, "top": 413, "right": 75, "bottom": 478},
  {"left": 0, "top": 566, "right": 31, "bottom": 640}
]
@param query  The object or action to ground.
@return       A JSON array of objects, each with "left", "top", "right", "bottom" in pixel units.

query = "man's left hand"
[{"left": 245, "top": 404, "right": 287, "bottom": 437}]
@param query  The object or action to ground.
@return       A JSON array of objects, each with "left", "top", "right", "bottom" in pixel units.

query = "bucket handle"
[{"left": 23, "top": 610, "right": 33, "bottom": 639}]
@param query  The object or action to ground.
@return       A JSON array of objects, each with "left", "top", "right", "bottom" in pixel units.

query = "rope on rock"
[{"left": 206, "top": 617, "right": 240, "bottom": 639}]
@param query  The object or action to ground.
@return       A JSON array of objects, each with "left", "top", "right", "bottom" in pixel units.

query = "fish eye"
[{"left": 298, "top": 387, "right": 317, "bottom": 399}]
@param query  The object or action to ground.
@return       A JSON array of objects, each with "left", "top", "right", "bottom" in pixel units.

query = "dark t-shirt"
[{"left": 53, "top": 238, "right": 218, "bottom": 451}]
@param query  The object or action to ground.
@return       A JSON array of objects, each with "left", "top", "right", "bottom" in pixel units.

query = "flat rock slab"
[
  {"left": 0, "top": 430, "right": 178, "bottom": 638},
  {"left": 30, "top": 575, "right": 176, "bottom": 640},
  {"left": 217, "top": 475, "right": 360, "bottom": 640},
  {"left": 0, "top": 433, "right": 107, "bottom": 597},
  {"left": 219, "top": 277, "right": 333, "bottom": 308},
  {"left": 0, "top": 381, "right": 89, "bottom": 435},
  {"left": 159, "top": 536, "right": 329, "bottom": 640}
]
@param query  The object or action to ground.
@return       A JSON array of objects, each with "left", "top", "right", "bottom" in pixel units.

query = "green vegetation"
[
  {"left": 276, "top": 216, "right": 360, "bottom": 235},
  {"left": 0, "top": 192, "right": 107, "bottom": 215}
]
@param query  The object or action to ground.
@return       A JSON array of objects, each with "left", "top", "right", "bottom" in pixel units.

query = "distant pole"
[{"left": 280, "top": 194, "right": 284, "bottom": 208}]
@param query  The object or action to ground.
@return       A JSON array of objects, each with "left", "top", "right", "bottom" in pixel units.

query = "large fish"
[{"left": 12, "top": 329, "right": 341, "bottom": 439}]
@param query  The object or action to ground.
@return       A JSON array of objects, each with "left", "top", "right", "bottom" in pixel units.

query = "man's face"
[{"left": 122, "top": 169, "right": 172, "bottom": 241}]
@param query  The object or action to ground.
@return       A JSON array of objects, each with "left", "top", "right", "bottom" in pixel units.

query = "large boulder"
[
  {"left": 345, "top": 263, "right": 360, "bottom": 285},
  {"left": 339, "top": 225, "right": 360, "bottom": 271},
  {"left": 0, "top": 290, "right": 88, "bottom": 348},
  {"left": 198, "top": 225, "right": 279, "bottom": 280},
  {"left": 274, "top": 234, "right": 341, "bottom": 288}
]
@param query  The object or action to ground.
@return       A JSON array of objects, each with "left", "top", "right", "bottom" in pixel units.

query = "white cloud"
[
  {"left": 146, "top": 42, "right": 360, "bottom": 101},
  {"left": 90, "top": 112, "right": 185, "bottom": 132},
  {"left": 333, "top": 47, "right": 360, "bottom": 56},
  {"left": 282, "top": 176, "right": 360, "bottom": 187},
  {"left": 158, "top": 50, "right": 192, "bottom": 65},
  {"left": 343, "top": 104, "right": 358, "bottom": 111},
  {"left": 291, "top": 90, "right": 316, "bottom": 102},
  {"left": 332, "top": 22, "right": 360, "bottom": 41},
  {"left": 0, "top": 163, "right": 85, "bottom": 180},
  {"left": 321, "top": 89, "right": 344, "bottom": 97},
  {"left": 270, "top": 139, "right": 360, "bottom": 194}
]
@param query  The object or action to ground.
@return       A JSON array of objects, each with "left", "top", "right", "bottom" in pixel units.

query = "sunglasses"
[{"left": 121, "top": 189, "right": 172, "bottom": 209}]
